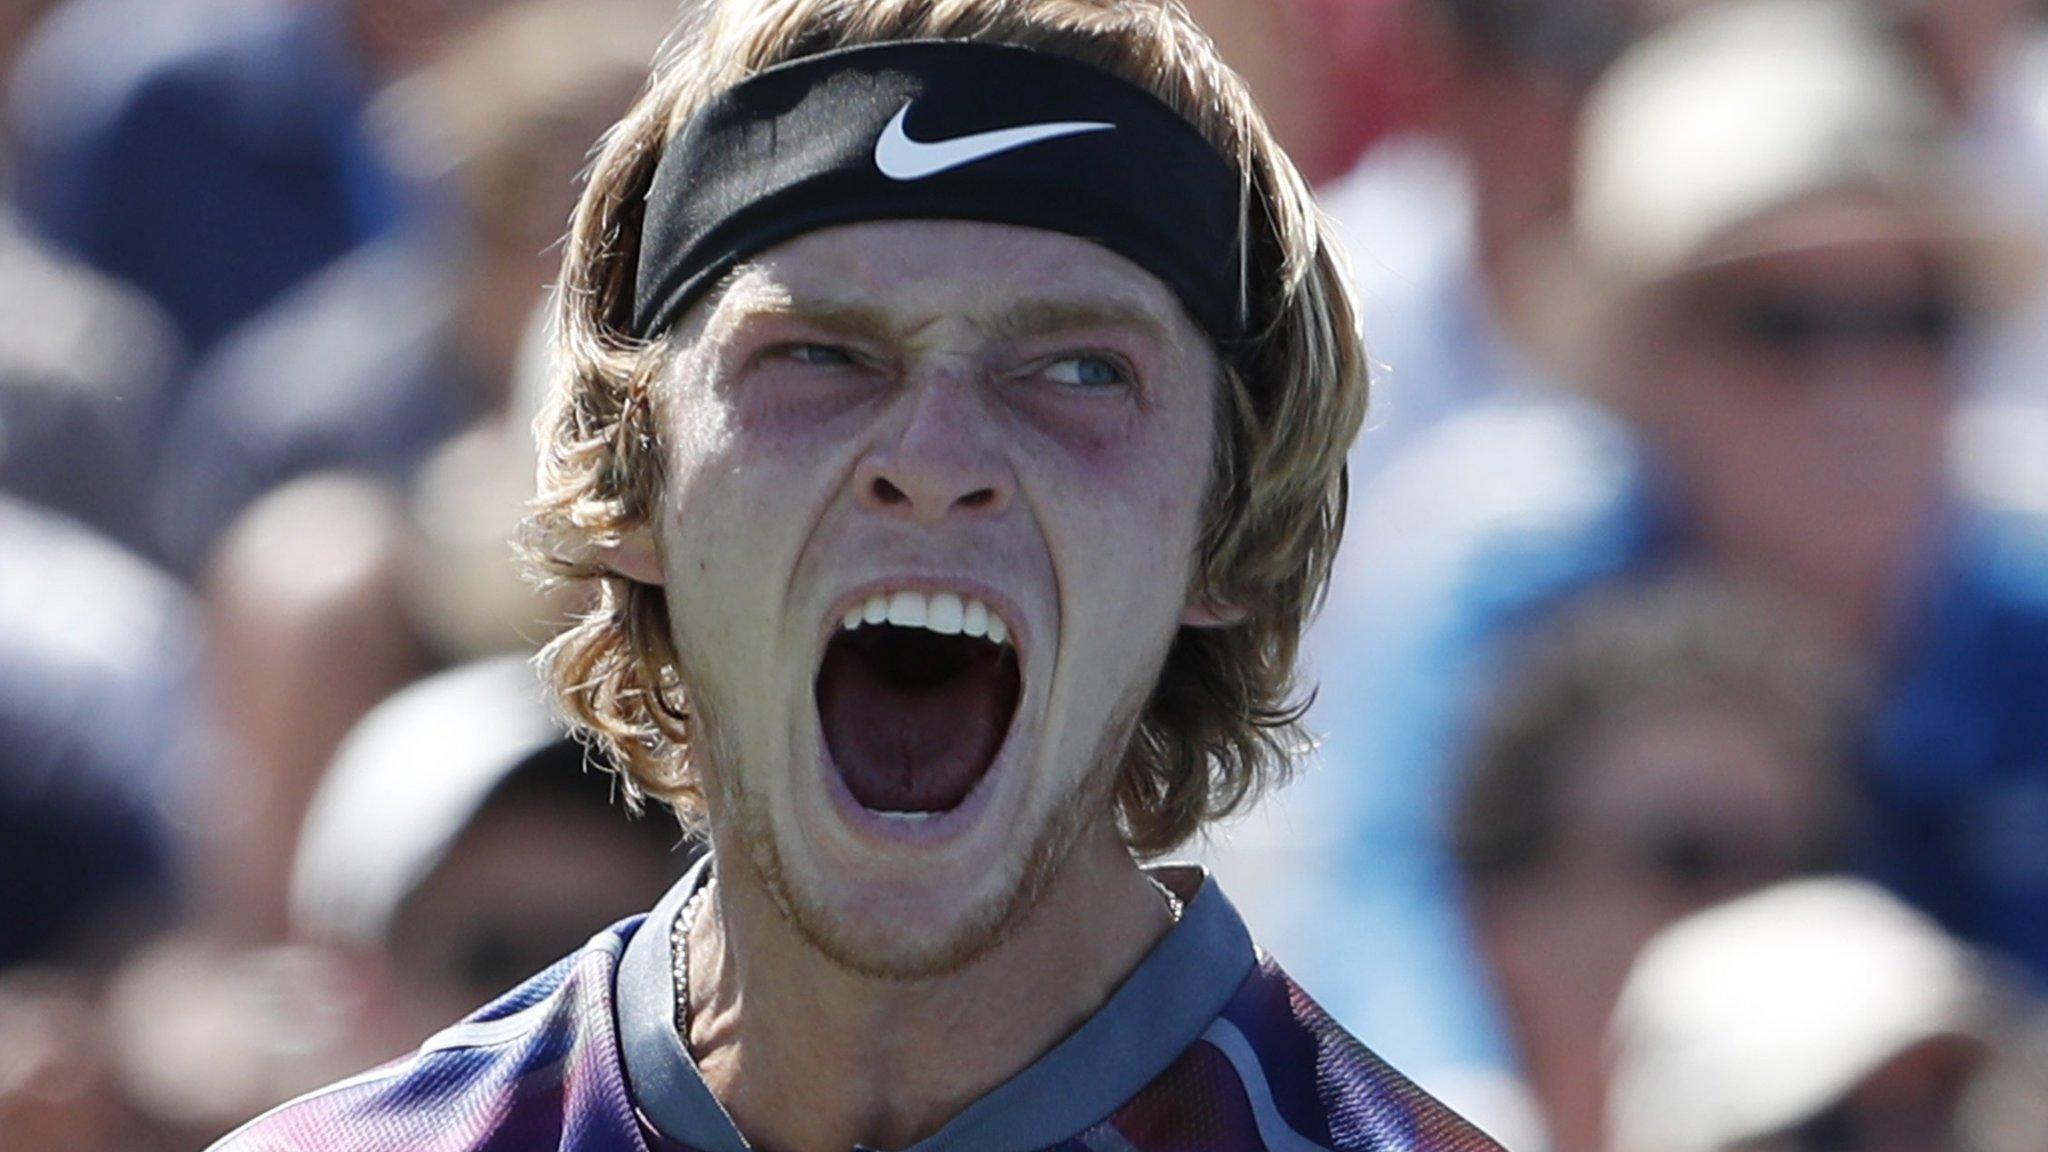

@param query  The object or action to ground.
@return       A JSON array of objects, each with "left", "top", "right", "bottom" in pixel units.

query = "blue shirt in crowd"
[{"left": 1260, "top": 396, "right": 2048, "bottom": 1091}]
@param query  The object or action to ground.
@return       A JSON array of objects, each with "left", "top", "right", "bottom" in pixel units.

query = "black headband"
[{"left": 631, "top": 40, "right": 1249, "bottom": 343}]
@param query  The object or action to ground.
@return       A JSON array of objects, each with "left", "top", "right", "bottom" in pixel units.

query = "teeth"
[
  {"left": 886, "top": 591, "right": 926, "bottom": 628},
  {"left": 836, "top": 591, "right": 1013, "bottom": 646},
  {"left": 872, "top": 809, "right": 940, "bottom": 822}
]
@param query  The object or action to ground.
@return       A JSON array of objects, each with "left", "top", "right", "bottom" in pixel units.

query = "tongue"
[{"left": 816, "top": 630, "right": 1017, "bottom": 813}]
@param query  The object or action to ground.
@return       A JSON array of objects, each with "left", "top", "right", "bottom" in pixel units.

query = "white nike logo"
[{"left": 873, "top": 101, "right": 1114, "bottom": 181}]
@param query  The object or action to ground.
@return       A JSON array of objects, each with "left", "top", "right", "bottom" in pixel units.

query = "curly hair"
[{"left": 525, "top": 0, "right": 1366, "bottom": 855}]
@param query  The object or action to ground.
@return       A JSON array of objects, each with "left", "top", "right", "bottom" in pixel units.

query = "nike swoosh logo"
[{"left": 873, "top": 101, "right": 1114, "bottom": 181}]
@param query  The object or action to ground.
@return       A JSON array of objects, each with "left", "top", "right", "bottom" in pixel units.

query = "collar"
[{"left": 616, "top": 856, "right": 1256, "bottom": 1152}]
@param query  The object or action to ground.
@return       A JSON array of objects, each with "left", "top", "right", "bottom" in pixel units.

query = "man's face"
[
  {"left": 647, "top": 221, "right": 1222, "bottom": 976},
  {"left": 1486, "top": 704, "right": 1830, "bottom": 1039},
  {"left": 1628, "top": 201, "right": 1958, "bottom": 608}
]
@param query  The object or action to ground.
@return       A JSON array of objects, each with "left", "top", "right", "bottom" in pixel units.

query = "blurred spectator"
[
  {"left": 402, "top": 310, "right": 580, "bottom": 663},
  {"left": 1453, "top": 576, "right": 1864, "bottom": 1152},
  {"left": 0, "top": 969, "right": 162, "bottom": 1152},
  {"left": 185, "top": 472, "right": 430, "bottom": 942},
  {"left": 1315, "top": 0, "right": 1654, "bottom": 488},
  {"left": 1177, "top": 0, "right": 1438, "bottom": 184},
  {"left": 290, "top": 658, "right": 687, "bottom": 1055},
  {"left": 0, "top": 495, "right": 196, "bottom": 968},
  {"left": 5, "top": 0, "right": 506, "bottom": 359},
  {"left": 105, "top": 657, "right": 688, "bottom": 1143},
  {"left": 1203, "top": 0, "right": 1667, "bottom": 1097},
  {"left": 0, "top": 0, "right": 74, "bottom": 127},
  {"left": 1606, "top": 877, "right": 2026, "bottom": 1152},
  {"left": 4, "top": 0, "right": 266, "bottom": 166},
  {"left": 0, "top": 181, "right": 182, "bottom": 557},
  {"left": 1960, "top": 1007, "right": 2048, "bottom": 1152},
  {"left": 150, "top": 0, "right": 669, "bottom": 574},
  {"left": 0, "top": 0, "right": 184, "bottom": 555},
  {"left": 1211, "top": 0, "right": 2048, "bottom": 1119},
  {"left": 1292, "top": 0, "right": 1437, "bottom": 179},
  {"left": 0, "top": 500, "right": 193, "bottom": 1149}
]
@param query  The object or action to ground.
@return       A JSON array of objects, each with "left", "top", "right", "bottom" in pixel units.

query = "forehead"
[{"left": 686, "top": 220, "right": 1212, "bottom": 348}]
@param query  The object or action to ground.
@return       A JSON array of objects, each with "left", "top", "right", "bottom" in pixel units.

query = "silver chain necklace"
[{"left": 669, "top": 882, "right": 709, "bottom": 1036}]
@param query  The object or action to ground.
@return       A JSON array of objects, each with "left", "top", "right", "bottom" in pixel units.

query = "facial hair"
[{"left": 691, "top": 662, "right": 1152, "bottom": 981}]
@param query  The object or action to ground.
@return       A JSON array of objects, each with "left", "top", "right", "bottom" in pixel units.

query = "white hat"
[
  {"left": 1605, "top": 877, "right": 1993, "bottom": 1152},
  {"left": 1576, "top": 0, "right": 1944, "bottom": 279},
  {"left": 1568, "top": 0, "right": 2037, "bottom": 304},
  {"left": 289, "top": 656, "right": 565, "bottom": 945}
]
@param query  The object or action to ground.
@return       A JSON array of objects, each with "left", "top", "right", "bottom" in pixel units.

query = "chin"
[
  {"left": 776, "top": 862, "right": 1034, "bottom": 980},
  {"left": 760, "top": 727, "right": 1105, "bottom": 980}
]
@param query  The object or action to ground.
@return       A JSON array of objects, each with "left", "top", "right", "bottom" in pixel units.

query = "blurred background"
[{"left": 1, "top": 0, "right": 2046, "bottom": 1148}]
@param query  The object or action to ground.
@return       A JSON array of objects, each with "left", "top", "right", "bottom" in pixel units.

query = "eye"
[
  {"left": 1041, "top": 354, "right": 1131, "bottom": 390},
  {"left": 777, "top": 342, "right": 859, "bottom": 367}
]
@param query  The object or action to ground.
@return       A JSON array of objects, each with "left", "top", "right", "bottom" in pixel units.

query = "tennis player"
[{"left": 212, "top": 1, "right": 1504, "bottom": 1148}]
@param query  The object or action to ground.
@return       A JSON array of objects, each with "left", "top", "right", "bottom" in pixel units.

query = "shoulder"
[
  {"left": 1105, "top": 957, "right": 1507, "bottom": 1152},
  {"left": 208, "top": 921, "right": 650, "bottom": 1152}
]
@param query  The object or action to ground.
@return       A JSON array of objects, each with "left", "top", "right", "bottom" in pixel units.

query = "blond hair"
[{"left": 526, "top": 0, "right": 1366, "bottom": 855}]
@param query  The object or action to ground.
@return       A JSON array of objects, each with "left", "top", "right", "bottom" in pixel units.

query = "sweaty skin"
[{"left": 616, "top": 220, "right": 1233, "bottom": 1152}]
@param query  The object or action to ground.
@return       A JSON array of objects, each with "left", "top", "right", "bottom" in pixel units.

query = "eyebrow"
[{"left": 709, "top": 276, "right": 1182, "bottom": 348}]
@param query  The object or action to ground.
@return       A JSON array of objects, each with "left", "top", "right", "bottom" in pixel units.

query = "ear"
[
  {"left": 603, "top": 525, "right": 666, "bottom": 586},
  {"left": 1181, "top": 590, "right": 1249, "bottom": 629}
]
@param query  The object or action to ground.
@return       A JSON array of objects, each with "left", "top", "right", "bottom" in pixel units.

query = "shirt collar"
[{"left": 616, "top": 855, "right": 1256, "bottom": 1152}]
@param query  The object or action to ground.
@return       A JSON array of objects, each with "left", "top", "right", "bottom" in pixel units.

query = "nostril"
[
  {"left": 871, "top": 476, "right": 909, "bottom": 505},
  {"left": 958, "top": 488, "right": 997, "bottom": 510}
]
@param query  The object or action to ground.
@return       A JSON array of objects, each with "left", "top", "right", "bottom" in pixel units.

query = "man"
[
  {"left": 99, "top": 659, "right": 686, "bottom": 1146},
  {"left": 1451, "top": 575, "right": 1862, "bottom": 1152},
  {"left": 289, "top": 657, "right": 688, "bottom": 1051},
  {"left": 1203, "top": 0, "right": 1663, "bottom": 1102},
  {"left": 1258, "top": 0, "right": 2048, "bottom": 1128},
  {"left": 211, "top": 1, "right": 1503, "bottom": 1150}
]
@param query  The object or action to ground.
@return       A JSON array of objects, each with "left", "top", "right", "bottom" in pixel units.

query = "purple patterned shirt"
[{"left": 213, "top": 863, "right": 1505, "bottom": 1151}]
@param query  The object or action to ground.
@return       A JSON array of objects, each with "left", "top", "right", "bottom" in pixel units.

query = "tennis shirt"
[{"left": 212, "top": 859, "right": 1504, "bottom": 1151}]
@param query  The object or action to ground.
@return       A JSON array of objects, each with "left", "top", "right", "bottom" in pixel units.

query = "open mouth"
[{"left": 815, "top": 592, "right": 1022, "bottom": 818}]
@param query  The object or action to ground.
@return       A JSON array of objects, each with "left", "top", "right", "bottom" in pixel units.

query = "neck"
[{"left": 684, "top": 818, "right": 1173, "bottom": 1152}]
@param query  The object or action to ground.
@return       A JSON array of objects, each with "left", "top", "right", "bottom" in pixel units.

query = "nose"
[{"left": 853, "top": 371, "right": 1013, "bottom": 523}]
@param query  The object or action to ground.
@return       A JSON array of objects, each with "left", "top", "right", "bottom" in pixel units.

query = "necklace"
[
  {"left": 1148, "top": 873, "right": 1185, "bottom": 923},
  {"left": 670, "top": 881, "right": 710, "bottom": 1036}
]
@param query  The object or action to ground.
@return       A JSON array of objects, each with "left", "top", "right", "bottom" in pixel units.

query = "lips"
[{"left": 815, "top": 591, "right": 1022, "bottom": 816}]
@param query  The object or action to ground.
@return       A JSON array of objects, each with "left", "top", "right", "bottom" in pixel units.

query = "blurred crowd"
[{"left": 1, "top": 0, "right": 2046, "bottom": 1149}]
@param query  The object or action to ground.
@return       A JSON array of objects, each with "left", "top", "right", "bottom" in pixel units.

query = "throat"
[{"left": 679, "top": 841, "right": 1178, "bottom": 1152}]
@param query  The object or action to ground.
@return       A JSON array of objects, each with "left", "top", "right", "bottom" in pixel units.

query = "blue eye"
[{"left": 1043, "top": 355, "right": 1129, "bottom": 389}]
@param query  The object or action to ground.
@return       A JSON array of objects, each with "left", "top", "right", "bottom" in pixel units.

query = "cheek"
[
  {"left": 654, "top": 393, "right": 811, "bottom": 664},
  {"left": 1061, "top": 421, "right": 1205, "bottom": 524},
  {"left": 732, "top": 376, "right": 892, "bottom": 446},
  {"left": 1030, "top": 396, "right": 1217, "bottom": 622}
]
